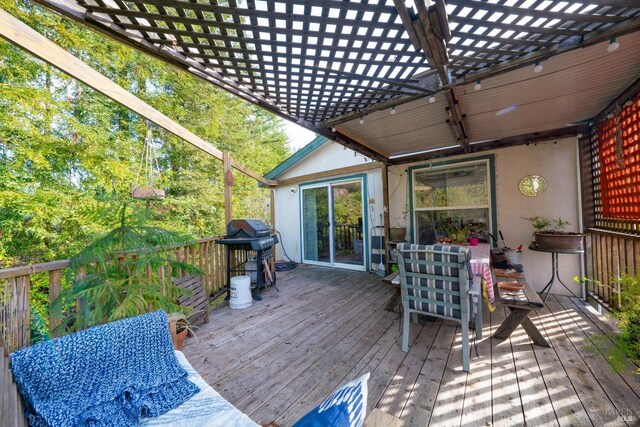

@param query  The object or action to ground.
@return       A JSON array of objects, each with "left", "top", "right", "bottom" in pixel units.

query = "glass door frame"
[{"left": 299, "top": 174, "right": 368, "bottom": 271}]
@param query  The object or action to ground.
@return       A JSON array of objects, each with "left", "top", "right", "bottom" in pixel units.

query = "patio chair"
[{"left": 396, "top": 243, "right": 481, "bottom": 372}]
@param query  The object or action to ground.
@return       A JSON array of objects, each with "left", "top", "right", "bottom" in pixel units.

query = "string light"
[
  {"left": 359, "top": 116, "right": 365, "bottom": 125},
  {"left": 429, "top": 95, "right": 436, "bottom": 103},
  {"left": 607, "top": 37, "right": 619, "bottom": 52},
  {"left": 474, "top": 80, "right": 481, "bottom": 91},
  {"left": 390, "top": 106, "right": 396, "bottom": 115},
  {"left": 534, "top": 61, "right": 543, "bottom": 73}
]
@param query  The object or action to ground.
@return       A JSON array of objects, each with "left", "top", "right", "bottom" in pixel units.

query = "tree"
[{"left": 0, "top": 1, "right": 291, "bottom": 323}]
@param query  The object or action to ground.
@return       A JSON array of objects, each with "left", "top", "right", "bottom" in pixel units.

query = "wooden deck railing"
[
  {"left": 0, "top": 236, "right": 230, "bottom": 353},
  {"left": 585, "top": 229, "right": 640, "bottom": 309}
]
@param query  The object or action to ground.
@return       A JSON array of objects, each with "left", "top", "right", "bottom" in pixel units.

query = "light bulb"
[
  {"left": 390, "top": 107, "right": 396, "bottom": 115},
  {"left": 607, "top": 37, "right": 619, "bottom": 52},
  {"left": 429, "top": 95, "right": 436, "bottom": 103},
  {"left": 577, "top": 133, "right": 583, "bottom": 139},
  {"left": 534, "top": 61, "right": 543, "bottom": 73},
  {"left": 359, "top": 117, "right": 365, "bottom": 125},
  {"left": 474, "top": 80, "right": 481, "bottom": 91},
  {"left": 331, "top": 126, "right": 336, "bottom": 132}
]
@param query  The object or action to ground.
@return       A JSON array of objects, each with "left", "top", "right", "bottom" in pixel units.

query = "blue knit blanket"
[{"left": 10, "top": 310, "right": 200, "bottom": 427}]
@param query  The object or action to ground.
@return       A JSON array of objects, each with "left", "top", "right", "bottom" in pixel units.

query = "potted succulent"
[{"left": 524, "top": 216, "right": 584, "bottom": 250}]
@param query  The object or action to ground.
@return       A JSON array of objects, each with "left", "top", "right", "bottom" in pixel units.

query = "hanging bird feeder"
[{"left": 132, "top": 127, "right": 166, "bottom": 200}]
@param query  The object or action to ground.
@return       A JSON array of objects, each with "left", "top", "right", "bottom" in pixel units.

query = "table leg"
[
  {"left": 520, "top": 317, "right": 550, "bottom": 347},
  {"left": 539, "top": 252, "right": 557, "bottom": 302},
  {"left": 493, "top": 308, "right": 530, "bottom": 340},
  {"left": 494, "top": 307, "right": 550, "bottom": 347},
  {"left": 539, "top": 252, "right": 582, "bottom": 302},
  {"left": 385, "top": 288, "right": 401, "bottom": 312}
]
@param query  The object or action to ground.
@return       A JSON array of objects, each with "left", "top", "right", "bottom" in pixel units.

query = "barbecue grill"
[{"left": 216, "top": 219, "right": 278, "bottom": 296}]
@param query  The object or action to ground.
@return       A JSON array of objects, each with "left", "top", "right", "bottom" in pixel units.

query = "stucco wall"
[
  {"left": 273, "top": 142, "right": 383, "bottom": 271},
  {"left": 275, "top": 137, "right": 583, "bottom": 295}
]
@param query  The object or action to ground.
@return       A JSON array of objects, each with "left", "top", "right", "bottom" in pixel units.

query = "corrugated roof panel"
[
  {"left": 459, "top": 32, "right": 640, "bottom": 142},
  {"left": 338, "top": 96, "right": 454, "bottom": 156}
]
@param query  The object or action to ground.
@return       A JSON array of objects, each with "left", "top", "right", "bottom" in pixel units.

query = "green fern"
[{"left": 52, "top": 203, "right": 203, "bottom": 334}]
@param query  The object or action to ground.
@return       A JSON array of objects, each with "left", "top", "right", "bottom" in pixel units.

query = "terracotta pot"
[
  {"left": 534, "top": 232, "right": 584, "bottom": 250},
  {"left": 176, "top": 327, "right": 188, "bottom": 351}
]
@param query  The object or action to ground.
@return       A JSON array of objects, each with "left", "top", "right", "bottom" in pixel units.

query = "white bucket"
[
  {"left": 504, "top": 250, "right": 522, "bottom": 265},
  {"left": 230, "top": 276, "right": 252, "bottom": 309}
]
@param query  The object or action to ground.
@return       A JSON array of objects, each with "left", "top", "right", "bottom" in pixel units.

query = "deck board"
[{"left": 182, "top": 265, "right": 640, "bottom": 426}]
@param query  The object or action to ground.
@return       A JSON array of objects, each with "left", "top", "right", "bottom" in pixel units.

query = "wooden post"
[
  {"left": 48, "top": 270, "right": 62, "bottom": 336},
  {"left": 270, "top": 189, "right": 277, "bottom": 259},
  {"left": 223, "top": 151, "right": 233, "bottom": 225},
  {"left": 382, "top": 165, "right": 391, "bottom": 273}
]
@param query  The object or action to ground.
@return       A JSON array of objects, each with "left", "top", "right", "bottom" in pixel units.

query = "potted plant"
[
  {"left": 174, "top": 316, "right": 194, "bottom": 351},
  {"left": 52, "top": 202, "right": 203, "bottom": 334},
  {"left": 524, "top": 216, "right": 584, "bottom": 250}
]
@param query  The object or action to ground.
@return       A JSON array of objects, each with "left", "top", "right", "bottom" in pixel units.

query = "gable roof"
[{"left": 264, "top": 135, "right": 328, "bottom": 181}]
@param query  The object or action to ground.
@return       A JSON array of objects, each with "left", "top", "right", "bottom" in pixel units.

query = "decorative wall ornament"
[{"left": 519, "top": 175, "right": 547, "bottom": 197}]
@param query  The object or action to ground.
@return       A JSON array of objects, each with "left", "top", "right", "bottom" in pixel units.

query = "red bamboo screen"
[{"left": 596, "top": 92, "right": 640, "bottom": 221}]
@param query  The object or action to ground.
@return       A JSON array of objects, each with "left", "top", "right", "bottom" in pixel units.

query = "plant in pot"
[
  {"left": 523, "top": 216, "right": 584, "bottom": 250},
  {"left": 52, "top": 202, "right": 203, "bottom": 334},
  {"left": 171, "top": 314, "right": 196, "bottom": 351}
]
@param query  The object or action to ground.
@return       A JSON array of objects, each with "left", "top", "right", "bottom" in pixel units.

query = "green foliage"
[
  {"left": 574, "top": 275, "right": 640, "bottom": 375},
  {"left": 523, "top": 216, "right": 569, "bottom": 232},
  {"left": 0, "top": 1, "right": 290, "bottom": 320},
  {"left": 52, "top": 203, "right": 203, "bottom": 333}
]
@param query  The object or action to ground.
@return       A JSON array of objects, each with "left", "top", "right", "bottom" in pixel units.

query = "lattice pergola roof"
[{"left": 32, "top": 0, "right": 640, "bottom": 161}]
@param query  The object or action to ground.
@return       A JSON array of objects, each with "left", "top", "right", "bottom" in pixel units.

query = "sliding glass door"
[{"left": 301, "top": 178, "right": 365, "bottom": 270}]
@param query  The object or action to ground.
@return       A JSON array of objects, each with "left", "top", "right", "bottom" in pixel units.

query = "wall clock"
[{"left": 519, "top": 175, "right": 547, "bottom": 197}]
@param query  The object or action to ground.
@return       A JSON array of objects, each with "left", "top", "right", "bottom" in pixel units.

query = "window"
[{"left": 411, "top": 159, "right": 493, "bottom": 244}]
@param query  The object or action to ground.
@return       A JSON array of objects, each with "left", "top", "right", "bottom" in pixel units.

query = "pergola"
[{"left": 24, "top": 0, "right": 640, "bottom": 163}]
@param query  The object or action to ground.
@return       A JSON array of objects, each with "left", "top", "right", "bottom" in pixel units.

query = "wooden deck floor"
[{"left": 182, "top": 265, "right": 640, "bottom": 426}]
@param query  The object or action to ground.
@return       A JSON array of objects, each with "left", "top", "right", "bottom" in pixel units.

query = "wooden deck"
[{"left": 182, "top": 265, "right": 640, "bottom": 426}]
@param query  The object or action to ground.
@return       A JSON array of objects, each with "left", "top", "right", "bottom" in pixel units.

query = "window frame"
[{"left": 407, "top": 155, "right": 497, "bottom": 245}]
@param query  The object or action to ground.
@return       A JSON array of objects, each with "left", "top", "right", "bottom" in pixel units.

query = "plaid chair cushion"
[{"left": 397, "top": 244, "right": 473, "bottom": 320}]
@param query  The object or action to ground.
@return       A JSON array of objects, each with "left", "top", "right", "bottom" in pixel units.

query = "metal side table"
[{"left": 529, "top": 244, "right": 584, "bottom": 302}]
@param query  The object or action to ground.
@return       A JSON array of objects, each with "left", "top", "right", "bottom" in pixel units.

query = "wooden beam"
[
  {"left": 326, "top": 129, "right": 390, "bottom": 163},
  {"left": 223, "top": 152, "right": 232, "bottom": 224},
  {"left": 0, "top": 8, "right": 276, "bottom": 186},
  {"left": 393, "top": 0, "right": 421, "bottom": 50},
  {"left": 269, "top": 188, "right": 276, "bottom": 258},
  {"left": 382, "top": 165, "right": 391, "bottom": 273},
  {"left": 444, "top": 89, "right": 469, "bottom": 150},
  {"left": 391, "top": 124, "right": 588, "bottom": 165},
  {"left": 277, "top": 162, "right": 384, "bottom": 186},
  {"left": 591, "top": 75, "right": 640, "bottom": 125}
]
